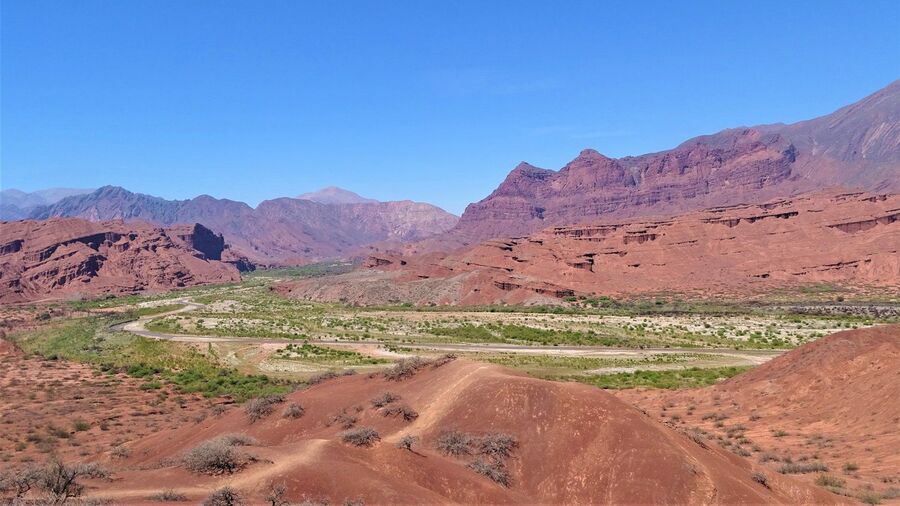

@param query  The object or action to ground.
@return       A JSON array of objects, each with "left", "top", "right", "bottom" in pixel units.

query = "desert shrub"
[
  {"left": 0, "top": 465, "right": 43, "bottom": 499},
  {"left": 183, "top": 439, "right": 246, "bottom": 474},
  {"left": 843, "top": 462, "right": 859, "bottom": 472},
  {"left": 150, "top": 489, "right": 189, "bottom": 501},
  {"left": 371, "top": 392, "right": 400, "bottom": 408},
  {"left": 383, "top": 357, "right": 430, "bottom": 381},
  {"left": 686, "top": 430, "right": 708, "bottom": 449},
  {"left": 244, "top": 394, "right": 285, "bottom": 423},
  {"left": 467, "top": 459, "right": 511, "bottom": 487},
  {"left": 308, "top": 369, "right": 356, "bottom": 385},
  {"left": 73, "top": 419, "right": 91, "bottom": 432},
  {"left": 204, "top": 486, "right": 243, "bottom": 506},
  {"left": 219, "top": 433, "right": 258, "bottom": 447},
  {"left": 110, "top": 445, "right": 131, "bottom": 459},
  {"left": 475, "top": 433, "right": 518, "bottom": 459},
  {"left": 815, "top": 474, "right": 846, "bottom": 488},
  {"left": 21, "top": 460, "right": 110, "bottom": 503},
  {"left": 436, "top": 431, "right": 472, "bottom": 456},
  {"left": 859, "top": 493, "right": 882, "bottom": 505},
  {"left": 751, "top": 472, "right": 769, "bottom": 488},
  {"left": 382, "top": 404, "right": 418, "bottom": 421},
  {"left": 758, "top": 453, "right": 779, "bottom": 463},
  {"left": 328, "top": 411, "right": 359, "bottom": 429},
  {"left": 397, "top": 434, "right": 418, "bottom": 451},
  {"left": 432, "top": 353, "right": 458, "bottom": 368},
  {"left": 341, "top": 427, "right": 380, "bottom": 447},
  {"left": 283, "top": 402, "right": 305, "bottom": 419},
  {"left": 778, "top": 462, "right": 828, "bottom": 474},
  {"left": 265, "top": 483, "right": 288, "bottom": 506}
]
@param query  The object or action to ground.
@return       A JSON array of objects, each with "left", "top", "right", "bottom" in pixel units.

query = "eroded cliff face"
[
  {"left": 0, "top": 218, "right": 241, "bottom": 303},
  {"left": 278, "top": 192, "right": 900, "bottom": 305},
  {"left": 450, "top": 82, "right": 900, "bottom": 243}
]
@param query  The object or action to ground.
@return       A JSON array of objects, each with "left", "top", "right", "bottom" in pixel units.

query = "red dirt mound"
[
  {"left": 0, "top": 218, "right": 241, "bottom": 303},
  {"left": 619, "top": 325, "right": 900, "bottom": 500},
  {"left": 96, "top": 359, "right": 837, "bottom": 504},
  {"left": 279, "top": 191, "right": 900, "bottom": 305}
]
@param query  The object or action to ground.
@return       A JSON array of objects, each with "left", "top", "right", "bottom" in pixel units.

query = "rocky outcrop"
[
  {"left": 278, "top": 192, "right": 900, "bottom": 305},
  {"left": 449, "top": 81, "right": 900, "bottom": 242},
  {"left": 0, "top": 218, "right": 241, "bottom": 303},
  {"left": 29, "top": 187, "right": 458, "bottom": 264}
]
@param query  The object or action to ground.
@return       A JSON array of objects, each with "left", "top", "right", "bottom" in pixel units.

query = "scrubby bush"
[
  {"left": 432, "top": 353, "right": 457, "bottom": 368},
  {"left": 203, "top": 486, "right": 243, "bottom": 506},
  {"left": 467, "top": 459, "right": 511, "bottom": 487},
  {"left": 150, "top": 489, "right": 189, "bottom": 501},
  {"left": 283, "top": 402, "right": 305, "bottom": 419},
  {"left": 382, "top": 404, "right": 418, "bottom": 421},
  {"left": 111, "top": 445, "right": 131, "bottom": 459},
  {"left": 815, "top": 474, "right": 846, "bottom": 488},
  {"left": 341, "top": 427, "right": 380, "bottom": 447},
  {"left": 751, "top": 472, "right": 769, "bottom": 488},
  {"left": 308, "top": 369, "right": 356, "bottom": 385},
  {"left": 475, "top": 433, "right": 517, "bottom": 459},
  {"left": 183, "top": 438, "right": 250, "bottom": 474},
  {"left": 778, "top": 462, "right": 828, "bottom": 474},
  {"left": 383, "top": 357, "right": 430, "bottom": 381},
  {"left": 265, "top": 483, "right": 288, "bottom": 506},
  {"left": 328, "top": 411, "right": 359, "bottom": 429},
  {"left": 219, "top": 433, "right": 258, "bottom": 447},
  {"left": 843, "top": 462, "right": 859, "bottom": 472},
  {"left": 244, "top": 394, "right": 285, "bottom": 423},
  {"left": 436, "top": 431, "right": 472, "bottom": 456},
  {"left": 397, "top": 434, "right": 418, "bottom": 451},
  {"left": 0, "top": 460, "right": 111, "bottom": 503},
  {"left": 371, "top": 392, "right": 400, "bottom": 408}
]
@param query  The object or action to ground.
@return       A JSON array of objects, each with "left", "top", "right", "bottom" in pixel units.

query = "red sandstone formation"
[
  {"left": 279, "top": 192, "right": 900, "bottom": 305},
  {"left": 0, "top": 218, "right": 241, "bottom": 303},
  {"left": 446, "top": 81, "right": 900, "bottom": 243}
]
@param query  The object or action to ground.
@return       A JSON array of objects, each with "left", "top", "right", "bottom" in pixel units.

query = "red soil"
[
  {"left": 88, "top": 359, "right": 838, "bottom": 504},
  {"left": 0, "top": 344, "right": 215, "bottom": 472},
  {"left": 618, "top": 325, "right": 900, "bottom": 501}
]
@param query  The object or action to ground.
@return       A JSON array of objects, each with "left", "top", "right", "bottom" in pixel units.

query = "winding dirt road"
[{"left": 113, "top": 298, "right": 784, "bottom": 369}]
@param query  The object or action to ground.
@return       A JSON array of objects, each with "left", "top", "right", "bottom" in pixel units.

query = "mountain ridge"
[
  {"left": 28, "top": 186, "right": 458, "bottom": 264},
  {"left": 448, "top": 80, "right": 900, "bottom": 242}
]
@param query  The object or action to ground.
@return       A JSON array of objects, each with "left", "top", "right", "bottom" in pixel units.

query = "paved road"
[{"left": 113, "top": 298, "right": 784, "bottom": 366}]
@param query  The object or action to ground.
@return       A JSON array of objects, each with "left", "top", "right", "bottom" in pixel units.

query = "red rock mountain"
[
  {"left": 279, "top": 191, "right": 900, "bottom": 305},
  {"left": 29, "top": 187, "right": 459, "bottom": 265},
  {"left": 0, "top": 218, "right": 241, "bottom": 303},
  {"left": 450, "top": 81, "right": 900, "bottom": 242}
]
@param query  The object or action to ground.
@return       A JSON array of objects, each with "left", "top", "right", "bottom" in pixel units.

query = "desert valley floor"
[{"left": 1, "top": 270, "right": 897, "bottom": 505}]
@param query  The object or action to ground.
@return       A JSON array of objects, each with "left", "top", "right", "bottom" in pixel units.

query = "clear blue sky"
[{"left": 2, "top": 0, "right": 898, "bottom": 214}]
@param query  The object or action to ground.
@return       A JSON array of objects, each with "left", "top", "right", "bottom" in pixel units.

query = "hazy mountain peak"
[
  {"left": 0, "top": 187, "right": 95, "bottom": 220},
  {"left": 297, "top": 186, "right": 378, "bottom": 205}
]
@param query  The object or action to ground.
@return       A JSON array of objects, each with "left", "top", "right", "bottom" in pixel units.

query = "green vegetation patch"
[
  {"left": 11, "top": 315, "right": 288, "bottom": 401},
  {"left": 553, "top": 366, "right": 751, "bottom": 390},
  {"left": 481, "top": 352, "right": 711, "bottom": 372},
  {"left": 274, "top": 342, "right": 388, "bottom": 365}
]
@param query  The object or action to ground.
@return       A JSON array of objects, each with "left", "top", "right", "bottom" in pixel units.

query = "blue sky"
[{"left": 2, "top": 0, "right": 899, "bottom": 214}]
